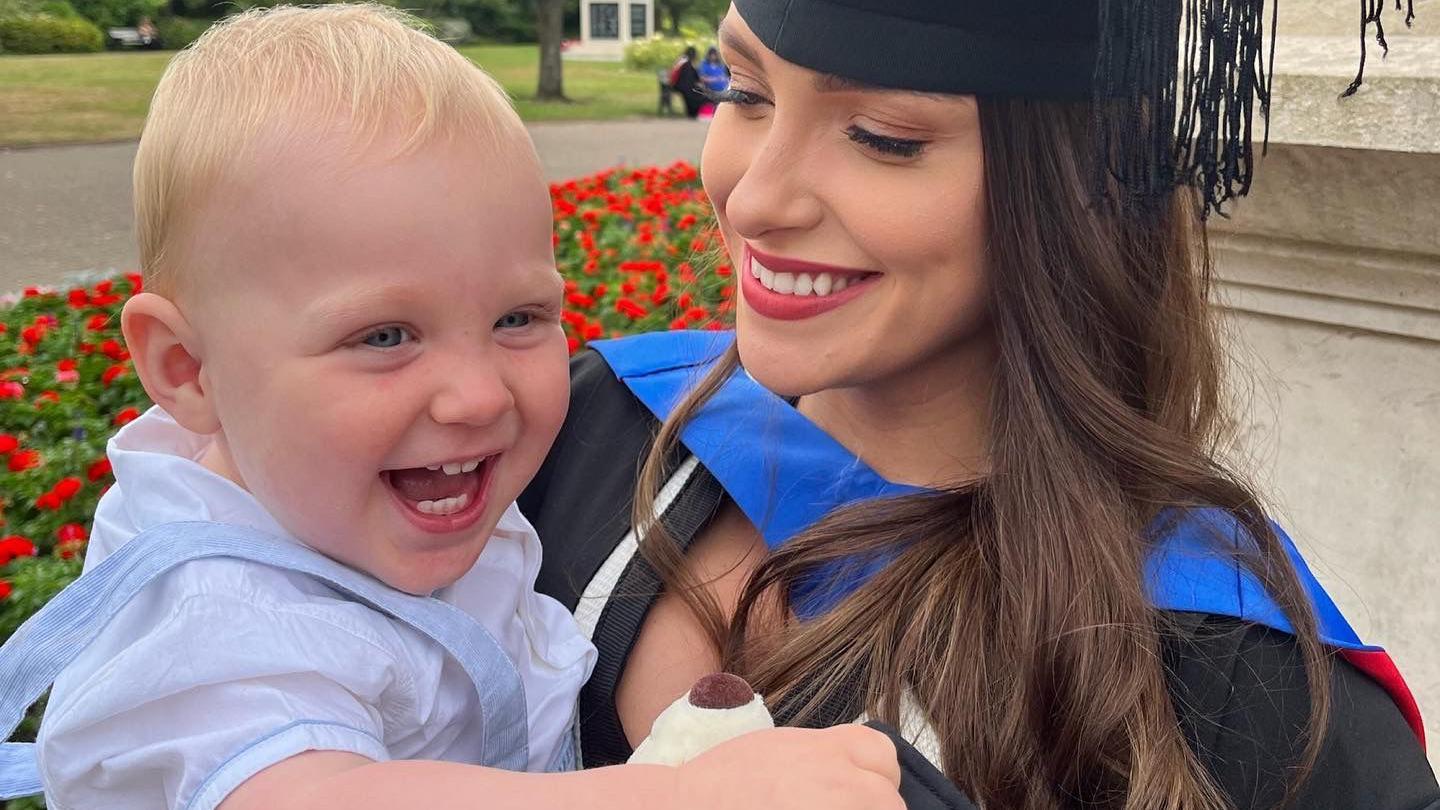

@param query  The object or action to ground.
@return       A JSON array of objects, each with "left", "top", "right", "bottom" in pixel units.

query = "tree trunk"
[
  {"left": 535, "top": 0, "right": 565, "bottom": 101},
  {"left": 661, "top": 1, "right": 683, "bottom": 34}
]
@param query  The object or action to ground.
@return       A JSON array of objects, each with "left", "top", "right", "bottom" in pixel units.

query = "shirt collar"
[{"left": 93, "top": 406, "right": 292, "bottom": 551}]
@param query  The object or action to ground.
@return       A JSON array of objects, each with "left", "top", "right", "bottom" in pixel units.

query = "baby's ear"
[{"left": 120, "top": 292, "right": 220, "bottom": 435}]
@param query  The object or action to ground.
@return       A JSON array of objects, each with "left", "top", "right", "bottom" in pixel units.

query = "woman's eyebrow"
[
  {"left": 812, "top": 72, "right": 950, "bottom": 103},
  {"left": 718, "top": 23, "right": 763, "bottom": 67}
]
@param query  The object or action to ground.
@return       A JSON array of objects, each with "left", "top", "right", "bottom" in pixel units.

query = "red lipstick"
[{"left": 740, "top": 245, "right": 880, "bottom": 321}]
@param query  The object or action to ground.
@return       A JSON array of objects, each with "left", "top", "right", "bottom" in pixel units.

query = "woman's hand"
[{"left": 674, "top": 725, "right": 904, "bottom": 810}]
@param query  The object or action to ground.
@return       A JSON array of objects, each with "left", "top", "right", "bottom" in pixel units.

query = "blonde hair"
[{"left": 134, "top": 3, "right": 527, "bottom": 294}]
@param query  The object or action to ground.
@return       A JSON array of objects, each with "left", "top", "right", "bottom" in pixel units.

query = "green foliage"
[
  {"left": 154, "top": 14, "right": 208, "bottom": 48},
  {"left": 653, "top": 0, "right": 723, "bottom": 34},
  {"left": 623, "top": 31, "right": 713, "bottom": 73},
  {"left": 0, "top": 0, "right": 95, "bottom": 18},
  {"left": 9, "top": 794, "right": 47, "bottom": 810},
  {"left": 0, "top": 0, "right": 29, "bottom": 17},
  {"left": 0, "top": 556, "right": 84, "bottom": 642},
  {"left": 440, "top": 0, "right": 535, "bottom": 42},
  {"left": 35, "top": 0, "right": 77, "bottom": 18},
  {"left": 161, "top": 0, "right": 227, "bottom": 21},
  {"left": 0, "top": 13, "right": 102, "bottom": 53},
  {"left": 67, "top": 0, "right": 160, "bottom": 28}
]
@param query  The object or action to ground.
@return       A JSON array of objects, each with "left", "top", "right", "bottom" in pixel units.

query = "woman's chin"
[{"left": 735, "top": 329, "right": 848, "bottom": 399}]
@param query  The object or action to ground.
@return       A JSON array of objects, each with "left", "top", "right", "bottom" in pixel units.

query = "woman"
[
  {"left": 698, "top": 46, "right": 730, "bottom": 93},
  {"left": 669, "top": 46, "right": 709, "bottom": 119},
  {"left": 521, "top": 1, "right": 1438, "bottom": 807}
]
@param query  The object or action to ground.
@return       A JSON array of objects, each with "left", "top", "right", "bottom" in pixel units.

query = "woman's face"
[{"left": 702, "top": 9, "right": 992, "bottom": 399}]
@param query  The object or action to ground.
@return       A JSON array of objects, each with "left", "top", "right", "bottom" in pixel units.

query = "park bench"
[{"left": 657, "top": 69, "right": 675, "bottom": 116}]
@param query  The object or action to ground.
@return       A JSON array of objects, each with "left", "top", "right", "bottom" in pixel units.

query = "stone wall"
[{"left": 1208, "top": 8, "right": 1440, "bottom": 763}]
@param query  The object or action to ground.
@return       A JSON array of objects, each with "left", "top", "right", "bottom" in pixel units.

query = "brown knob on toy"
[{"left": 688, "top": 672, "right": 755, "bottom": 710}]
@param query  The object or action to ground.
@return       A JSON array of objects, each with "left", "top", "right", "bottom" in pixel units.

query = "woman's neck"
[{"left": 796, "top": 337, "right": 997, "bottom": 490}]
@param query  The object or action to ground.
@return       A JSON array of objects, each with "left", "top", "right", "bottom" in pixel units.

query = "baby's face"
[{"left": 180, "top": 130, "right": 568, "bottom": 594}]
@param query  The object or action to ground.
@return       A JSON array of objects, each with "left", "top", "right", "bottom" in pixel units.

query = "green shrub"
[
  {"left": 624, "top": 32, "right": 712, "bottom": 73},
  {"left": 35, "top": 0, "right": 77, "bottom": 17},
  {"left": 154, "top": 14, "right": 208, "bottom": 49},
  {"left": 67, "top": 0, "right": 160, "bottom": 29},
  {"left": 0, "top": 13, "right": 102, "bottom": 53},
  {"left": 0, "top": 0, "right": 38, "bottom": 17}
]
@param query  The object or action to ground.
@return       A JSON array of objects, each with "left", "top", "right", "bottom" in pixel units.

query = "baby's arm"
[{"left": 220, "top": 725, "right": 903, "bottom": 810}]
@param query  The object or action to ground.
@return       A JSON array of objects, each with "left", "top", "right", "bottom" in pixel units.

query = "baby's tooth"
[
  {"left": 442, "top": 462, "right": 464, "bottom": 476},
  {"left": 461, "top": 460, "right": 480, "bottom": 474}
]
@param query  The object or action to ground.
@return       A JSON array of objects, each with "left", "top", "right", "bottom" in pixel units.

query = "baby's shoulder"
[{"left": 83, "top": 531, "right": 438, "bottom": 670}]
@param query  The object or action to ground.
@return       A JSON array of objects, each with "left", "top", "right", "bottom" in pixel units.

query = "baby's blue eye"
[
  {"left": 495, "top": 312, "right": 532, "bottom": 330},
  {"left": 362, "top": 326, "right": 411, "bottom": 348}
]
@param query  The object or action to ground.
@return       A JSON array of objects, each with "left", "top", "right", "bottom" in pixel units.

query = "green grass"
[
  {"left": 0, "top": 44, "right": 658, "bottom": 147},
  {"left": 459, "top": 44, "right": 658, "bottom": 123}
]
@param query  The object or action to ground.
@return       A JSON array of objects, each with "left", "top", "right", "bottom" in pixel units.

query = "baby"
[{"left": 0, "top": 5, "right": 900, "bottom": 810}]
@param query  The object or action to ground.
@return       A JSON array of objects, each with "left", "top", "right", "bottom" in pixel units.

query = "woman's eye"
[
  {"left": 361, "top": 326, "right": 412, "bottom": 348},
  {"left": 707, "top": 86, "right": 771, "bottom": 108},
  {"left": 495, "top": 311, "right": 533, "bottom": 330},
  {"left": 846, "top": 125, "right": 927, "bottom": 159}
]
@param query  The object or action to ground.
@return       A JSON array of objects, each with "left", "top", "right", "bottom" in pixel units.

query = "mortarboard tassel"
[
  {"left": 1343, "top": 0, "right": 1419, "bottom": 98},
  {"left": 1091, "top": 0, "right": 1276, "bottom": 218}
]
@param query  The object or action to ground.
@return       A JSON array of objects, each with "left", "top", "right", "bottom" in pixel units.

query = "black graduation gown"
[
  {"left": 673, "top": 61, "right": 708, "bottom": 118},
  {"left": 519, "top": 349, "right": 1440, "bottom": 809}
]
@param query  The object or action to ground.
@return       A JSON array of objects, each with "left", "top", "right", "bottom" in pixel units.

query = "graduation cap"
[{"left": 732, "top": 0, "right": 1418, "bottom": 216}]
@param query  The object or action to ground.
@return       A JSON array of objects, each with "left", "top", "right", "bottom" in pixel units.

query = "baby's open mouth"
[{"left": 382, "top": 455, "right": 493, "bottom": 517}]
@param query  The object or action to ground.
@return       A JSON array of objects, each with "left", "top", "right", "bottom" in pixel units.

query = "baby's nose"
[{"left": 428, "top": 360, "right": 515, "bottom": 427}]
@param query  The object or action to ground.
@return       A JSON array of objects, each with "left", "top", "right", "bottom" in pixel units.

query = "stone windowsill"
[
  {"left": 1208, "top": 35, "right": 1440, "bottom": 343},
  {"left": 1263, "top": 35, "right": 1440, "bottom": 153}
]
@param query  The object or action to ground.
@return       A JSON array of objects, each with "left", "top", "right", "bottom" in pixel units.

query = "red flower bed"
[{"left": 551, "top": 161, "right": 733, "bottom": 353}]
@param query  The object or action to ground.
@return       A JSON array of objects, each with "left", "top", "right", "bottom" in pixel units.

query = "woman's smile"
[{"left": 740, "top": 245, "right": 882, "bottom": 321}]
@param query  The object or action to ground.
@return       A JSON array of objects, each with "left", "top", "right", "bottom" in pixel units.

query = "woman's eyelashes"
[
  {"left": 706, "top": 85, "right": 771, "bottom": 108},
  {"left": 845, "top": 125, "right": 928, "bottom": 159},
  {"left": 709, "top": 84, "right": 929, "bottom": 160}
]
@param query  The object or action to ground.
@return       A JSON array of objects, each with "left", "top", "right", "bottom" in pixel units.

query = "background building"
[
  {"left": 1215, "top": 1, "right": 1439, "bottom": 755},
  {"left": 568, "top": 0, "right": 654, "bottom": 60}
]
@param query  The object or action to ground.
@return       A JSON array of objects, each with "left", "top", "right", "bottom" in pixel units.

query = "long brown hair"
[{"left": 633, "top": 97, "right": 1330, "bottom": 809}]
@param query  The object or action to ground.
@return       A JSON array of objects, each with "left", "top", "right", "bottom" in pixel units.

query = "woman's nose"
[{"left": 715, "top": 118, "right": 826, "bottom": 240}]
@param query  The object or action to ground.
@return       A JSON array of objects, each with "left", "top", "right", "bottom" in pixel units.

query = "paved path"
[{"left": 0, "top": 118, "right": 710, "bottom": 292}]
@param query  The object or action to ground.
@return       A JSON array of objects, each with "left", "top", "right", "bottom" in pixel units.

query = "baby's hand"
[{"left": 673, "top": 724, "right": 903, "bottom": 810}]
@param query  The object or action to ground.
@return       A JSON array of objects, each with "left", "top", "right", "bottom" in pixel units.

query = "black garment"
[
  {"left": 520, "top": 351, "right": 1440, "bottom": 809},
  {"left": 726, "top": 1, "right": 1416, "bottom": 216},
  {"left": 672, "top": 61, "right": 707, "bottom": 119}
]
